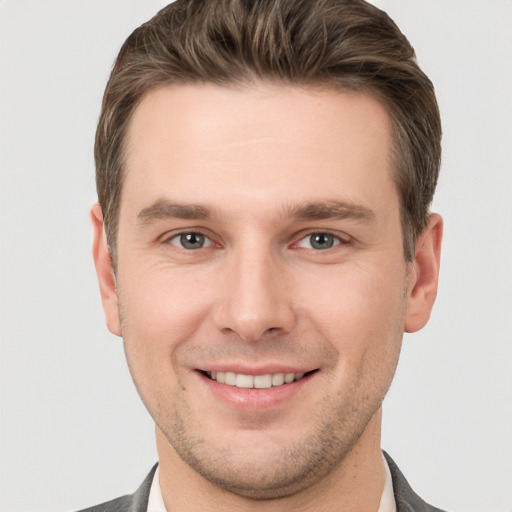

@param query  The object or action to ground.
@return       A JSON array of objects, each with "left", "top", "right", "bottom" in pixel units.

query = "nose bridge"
[{"left": 214, "top": 239, "right": 294, "bottom": 341}]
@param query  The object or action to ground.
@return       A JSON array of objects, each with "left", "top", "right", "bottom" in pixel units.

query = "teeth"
[
  {"left": 284, "top": 373, "right": 295, "bottom": 383},
  {"left": 235, "top": 374, "right": 254, "bottom": 388},
  {"left": 206, "top": 371, "right": 307, "bottom": 389},
  {"left": 271, "top": 373, "right": 285, "bottom": 386},
  {"left": 254, "top": 374, "right": 272, "bottom": 389}
]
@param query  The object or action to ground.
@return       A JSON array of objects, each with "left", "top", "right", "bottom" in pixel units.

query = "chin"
[
  {"left": 181, "top": 450, "right": 336, "bottom": 500},
  {"left": 162, "top": 418, "right": 361, "bottom": 500}
]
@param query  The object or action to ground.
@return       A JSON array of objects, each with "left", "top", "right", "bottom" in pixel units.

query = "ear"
[
  {"left": 405, "top": 213, "right": 443, "bottom": 333},
  {"left": 91, "top": 203, "right": 122, "bottom": 337}
]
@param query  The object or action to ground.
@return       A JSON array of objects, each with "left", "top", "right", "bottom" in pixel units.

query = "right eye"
[
  {"left": 296, "top": 232, "right": 346, "bottom": 251},
  {"left": 167, "top": 232, "right": 213, "bottom": 250}
]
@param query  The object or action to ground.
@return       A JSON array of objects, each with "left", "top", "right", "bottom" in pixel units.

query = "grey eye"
[
  {"left": 309, "top": 233, "right": 335, "bottom": 250},
  {"left": 297, "top": 232, "right": 341, "bottom": 250},
  {"left": 172, "top": 232, "right": 211, "bottom": 250}
]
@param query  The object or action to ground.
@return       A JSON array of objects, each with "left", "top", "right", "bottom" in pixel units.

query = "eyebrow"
[
  {"left": 287, "top": 200, "right": 375, "bottom": 222},
  {"left": 137, "top": 199, "right": 375, "bottom": 225},
  {"left": 137, "top": 201, "right": 212, "bottom": 225}
]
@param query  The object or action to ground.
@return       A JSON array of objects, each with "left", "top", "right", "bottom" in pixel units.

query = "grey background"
[{"left": 1, "top": 1, "right": 511, "bottom": 511}]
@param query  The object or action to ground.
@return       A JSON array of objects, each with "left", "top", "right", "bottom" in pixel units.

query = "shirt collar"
[
  {"left": 147, "top": 466, "right": 167, "bottom": 512},
  {"left": 379, "top": 453, "right": 398, "bottom": 512}
]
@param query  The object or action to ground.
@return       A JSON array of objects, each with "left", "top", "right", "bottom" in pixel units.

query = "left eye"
[
  {"left": 297, "top": 232, "right": 342, "bottom": 250},
  {"left": 169, "top": 232, "right": 212, "bottom": 250}
]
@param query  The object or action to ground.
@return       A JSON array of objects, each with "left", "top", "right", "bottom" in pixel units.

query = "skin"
[{"left": 92, "top": 83, "right": 442, "bottom": 512}]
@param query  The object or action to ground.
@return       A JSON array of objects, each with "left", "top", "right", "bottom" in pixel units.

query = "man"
[{"left": 84, "top": 0, "right": 444, "bottom": 510}]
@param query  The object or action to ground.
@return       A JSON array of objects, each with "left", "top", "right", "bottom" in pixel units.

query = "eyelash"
[
  {"left": 166, "top": 231, "right": 214, "bottom": 250},
  {"left": 164, "top": 230, "right": 350, "bottom": 252},
  {"left": 295, "top": 232, "right": 349, "bottom": 251}
]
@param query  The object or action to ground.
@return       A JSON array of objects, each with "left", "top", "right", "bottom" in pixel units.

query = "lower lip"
[{"left": 197, "top": 371, "right": 314, "bottom": 411}]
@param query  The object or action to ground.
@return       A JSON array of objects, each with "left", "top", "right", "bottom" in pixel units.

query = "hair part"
[{"left": 95, "top": 0, "right": 441, "bottom": 264}]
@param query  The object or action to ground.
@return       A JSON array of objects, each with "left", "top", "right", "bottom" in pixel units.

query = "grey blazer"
[{"left": 77, "top": 452, "right": 447, "bottom": 512}]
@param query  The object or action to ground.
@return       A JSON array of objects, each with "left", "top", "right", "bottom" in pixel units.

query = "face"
[{"left": 93, "top": 83, "right": 441, "bottom": 500}]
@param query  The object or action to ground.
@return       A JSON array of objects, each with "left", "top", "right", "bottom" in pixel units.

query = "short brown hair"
[{"left": 95, "top": 0, "right": 441, "bottom": 262}]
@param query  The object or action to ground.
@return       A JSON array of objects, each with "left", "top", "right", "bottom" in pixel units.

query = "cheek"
[
  {"left": 117, "top": 270, "right": 210, "bottom": 413},
  {"left": 117, "top": 264, "right": 213, "bottom": 363},
  {"left": 298, "top": 262, "right": 407, "bottom": 361}
]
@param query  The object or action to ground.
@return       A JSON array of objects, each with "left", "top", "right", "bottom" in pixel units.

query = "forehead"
[{"left": 122, "top": 82, "right": 396, "bottom": 217}]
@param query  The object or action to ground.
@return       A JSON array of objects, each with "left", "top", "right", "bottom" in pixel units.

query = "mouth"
[{"left": 200, "top": 370, "right": 317, "bottom": 389}]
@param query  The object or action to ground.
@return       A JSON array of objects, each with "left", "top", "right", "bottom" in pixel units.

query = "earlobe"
[
  {"left": 91, "top": 203, "right": 122, "bottom": 337},
  {"left": 404, "top": 214, "right": 443, "bottom": 333}
]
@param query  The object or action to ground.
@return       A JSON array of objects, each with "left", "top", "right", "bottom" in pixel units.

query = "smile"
[{"left": 204, "top": 371, "right": 311, "bottom": 389}]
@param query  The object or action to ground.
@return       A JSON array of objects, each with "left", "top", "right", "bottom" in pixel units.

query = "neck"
[{"left": 156, "top": 409, "right": 386, "bottom": 512}]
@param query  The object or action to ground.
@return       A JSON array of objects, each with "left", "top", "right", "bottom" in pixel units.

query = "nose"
[{"left": 213, "top": 246, "right": 296, "bottom": 342}]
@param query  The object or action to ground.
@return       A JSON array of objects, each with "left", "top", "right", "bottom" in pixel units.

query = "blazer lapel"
[
  {"left": 128, "top": 463, "right": 158, "bottom": 512},
  {"left": 383, "top": 452, "right": 447, "bottom": 512}
]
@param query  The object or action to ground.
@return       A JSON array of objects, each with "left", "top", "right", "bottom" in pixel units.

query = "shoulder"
[
  {"left": 76, "top": 494, "right": 134, "bottom": 512},
  {"left": 75, "top": 464, "right": 158, "bottom": 512},
  {"left": 384, "top": 452, "right": 448, "bottom": 512}
]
